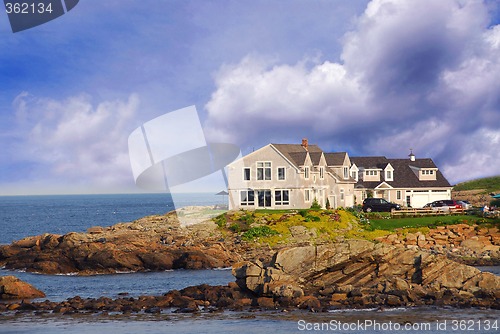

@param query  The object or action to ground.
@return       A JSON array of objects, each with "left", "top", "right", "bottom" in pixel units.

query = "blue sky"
[{"left": 1, "top": 0, "right": 499, "bottom": 195}]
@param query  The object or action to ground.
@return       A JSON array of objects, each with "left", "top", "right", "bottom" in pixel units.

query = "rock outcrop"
[
  {"left": 376, "top": 224, "right": 500, "bottom": 265},
  {"left": 0, "top": 276, "right": 45, "bottom": 300},
  {"left": 0, "top": 212, "right": 240, "bottom": 275},
  {"left": 233, "top": 240, "right": 500, "bottom": 309}
]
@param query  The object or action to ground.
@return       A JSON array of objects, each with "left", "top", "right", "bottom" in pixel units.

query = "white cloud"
[
  {"left": 204, "top": 0, "right": 500, "bottom": 183},
  {"left": 12, "top": 93, "right": 140, "bottom": 192},
  {"left": 204, "top": 56, "right": 367, "bottom": 146}
]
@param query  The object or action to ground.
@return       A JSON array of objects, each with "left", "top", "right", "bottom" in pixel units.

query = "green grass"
[
  {"left": 453, "top": 176, "right": 500, "bottom": 193},
  {"left": 369, "top": 215, "right": 493, "bottom": 231}
]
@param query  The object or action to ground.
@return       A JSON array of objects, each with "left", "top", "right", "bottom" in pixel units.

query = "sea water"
[{"left": 0, "top": 194, "right": 499, "bottom": 333}]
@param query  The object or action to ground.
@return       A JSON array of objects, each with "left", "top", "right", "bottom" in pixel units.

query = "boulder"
[
  {"left": 233, "top": 240, "right": 500, "bottom": 309},
  {"left": 0, "top": 276, "right": 45, "bottom": 300}
]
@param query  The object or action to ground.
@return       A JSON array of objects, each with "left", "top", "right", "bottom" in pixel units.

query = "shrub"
[
  {"left": 298, "top": 209, "right": 309, "bottom": 217},
  {"left": 310, "top": 198, "right": 321, "bottom": 210},
  {"left": 213, "top": 214, "right": 227, "bottom": 228},
  {"left": 242, "top": 226, "right": 279, "bottom": 241},
  {"left": 229, "top": 223, "right": 241, "bottom": 233}
]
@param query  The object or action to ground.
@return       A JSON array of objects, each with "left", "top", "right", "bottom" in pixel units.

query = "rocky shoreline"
[
  {"left": 1, "top": 209, "right": 500, "bottom": 315},
  {"left": 375, "top": 223, "right": 500, "bottom": 266},
  {"left": 0, "top": 211, "right": 242, "bottom": 275}
]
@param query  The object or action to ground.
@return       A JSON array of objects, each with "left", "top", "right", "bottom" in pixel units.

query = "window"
[
  {"left": 351, "top": 170, "right": 358, "bottom": 181},
  {"left": 304, "top": 189, "right": 311, "bottom": 202},
  {"left": 277, "top": 167, "right": 286, "bottom": 180},
  {"left": 343, "top": 167, "right": 349, "bottom": 179},
  {"left": 275, "top": 190, "right": 290, "bottom": 205},
  {"left": 304, "top": 167, "right": 310, "bottom": 179},
  {"left": 257, "top": 162, "right": 271, "bottom": 180},
  {"left": 396, "top": 190, "right": 402, "bottom": 200},
  {"left": 422, "top": 170, "right": 435, "bottom": 175},
  {"left": 257, "top": 190, "right": 272, "bottom": 207},
  {"left": 340, "top": 188, "right": 345, "bottom": 201},
  {"left": 366, "top": 170, "right": 378, "bottom": 176},
  {"left": 386, "top": 171, "right": 392, "bottom": 180},
  {"left": 243, "top": 168, "right": 250, "bottom": 181},
  {"left": 319, "top": 167, "right": 325, "bottom": 179},
  {"left": 240, "top": 190, "right": 255, "bottom": 206}
]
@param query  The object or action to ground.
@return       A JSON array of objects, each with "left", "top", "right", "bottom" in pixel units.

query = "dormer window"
[
  {"left": 384, "top": 164, "right": 394, "bottom": 182},
  {"left": 418, "top": 168, "right": 437, "bottom": 181},
  {"left": 304, "top": 166, "right": 310, "bottom": 179},
  {"left": 319, "top": 166, "right": 325, "bottom": 179}
]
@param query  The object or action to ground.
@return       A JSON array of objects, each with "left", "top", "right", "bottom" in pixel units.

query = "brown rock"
[{"left": 0, "top": 276, "right": 45, "bottom": 300}]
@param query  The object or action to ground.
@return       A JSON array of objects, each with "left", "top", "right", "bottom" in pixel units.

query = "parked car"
[
  {"left": 362, "top": 198, "right": 401, "bottom": 212},
  {"left": 457, "top": 200, "right": 472, "bottom": 210},
  {"left": 428, "top": 200, "right": 461, "bottom": 211}
]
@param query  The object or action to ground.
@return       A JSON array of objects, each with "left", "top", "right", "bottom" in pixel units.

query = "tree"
[{"left": 310, "top": 198, "right": 321, "bottom": 210}]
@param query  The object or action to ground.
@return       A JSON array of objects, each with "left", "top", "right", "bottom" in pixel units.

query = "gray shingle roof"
[
  {"left": 351, "top": 157, "right": 451, "bottom": 188},
  {"left": 272, "top": 143, "right": 322, "bottom": 168},
  {"left": 324, "top": 152, "right": 348, "bottom": 166}
]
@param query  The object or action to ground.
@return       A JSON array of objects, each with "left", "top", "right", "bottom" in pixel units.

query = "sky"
[{"left": 0, "top": 0, "right": 499, "bottom": 195}]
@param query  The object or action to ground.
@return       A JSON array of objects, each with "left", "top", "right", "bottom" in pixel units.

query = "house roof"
[
  {"left": 271, "top": 143, "right": 322, "bottom": 168},
  {"left": 324, "top": 152, "right": 348, "bottom": 166},
  {"left": 309, "top": 152, "right": 323, "bottom": 165},
  {"left": 350, "top": 156, "right": 388, "bottom": 169},
  {"left": 351, "top": 157, "right": 451, "bottom": 189}
]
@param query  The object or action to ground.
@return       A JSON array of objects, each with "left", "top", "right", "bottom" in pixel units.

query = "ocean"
[{"left": 0, "top": 194, "right": 499, "bottom": 333}]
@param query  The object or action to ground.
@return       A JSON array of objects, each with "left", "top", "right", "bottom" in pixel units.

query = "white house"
[
  {"left": 227, "top": 139, "right": 356, "bottom": 210},
  {"left": 350, "top": 152, "right": 452, "bottom": 208}
]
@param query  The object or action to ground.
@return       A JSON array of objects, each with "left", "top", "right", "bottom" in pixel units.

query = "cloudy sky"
[{"left": 1, "top": 0, "right": 499, "bottom": 195}]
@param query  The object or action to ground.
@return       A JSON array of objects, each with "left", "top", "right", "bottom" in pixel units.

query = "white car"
[{"left": 457, "top": 200, "right": 472, "bottom": 210}]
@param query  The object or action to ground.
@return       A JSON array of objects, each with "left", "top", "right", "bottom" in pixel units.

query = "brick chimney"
[{"left": 301, "top": 138, "right": 308, "bottom": 151}]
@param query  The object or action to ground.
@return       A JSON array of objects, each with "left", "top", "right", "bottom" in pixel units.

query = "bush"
[
  {"left": 229, "top": 223, "right": 241, "bottom": 233},
  {"left": 242, "top": 226, "right": 279, "bottom": 241},
  {"left": 213, "top": 214, "right": 227, "bottom": 228},
  {"left": 490, "top": 199, "right": 500, "bottom": 208},
  {"left": 310, "top": 198, "right": 321, "bottom": 210}
]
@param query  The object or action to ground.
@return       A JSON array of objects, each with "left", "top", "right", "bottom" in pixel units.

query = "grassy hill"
[{"left": 453, "top": 176, "right": 500, "bottom": 193}]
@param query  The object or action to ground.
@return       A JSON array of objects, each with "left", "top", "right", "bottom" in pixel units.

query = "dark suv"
[{"left": 362, "top": 198, "right": 401, "bottom": 212}]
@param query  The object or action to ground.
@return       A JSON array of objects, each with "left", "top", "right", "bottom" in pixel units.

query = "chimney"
[
  {"left": 409, "top": 149, "right": 416, "bottom": 162},
  {"left": 301, "top": 138, "right": 308, "bottom": 151}
]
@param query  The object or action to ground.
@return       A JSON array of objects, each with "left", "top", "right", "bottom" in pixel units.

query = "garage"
[{"left": 409, "top": 190, "right": 450, "bottom": 208}]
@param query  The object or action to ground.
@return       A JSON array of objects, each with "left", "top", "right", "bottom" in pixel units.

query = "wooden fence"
[{"left": 390, "top": 207, "right": 466, "bottom": 218}]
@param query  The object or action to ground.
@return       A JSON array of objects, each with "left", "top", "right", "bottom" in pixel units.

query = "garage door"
[{"left": 411, "top": 191, "right": 449, "bottom": 208}]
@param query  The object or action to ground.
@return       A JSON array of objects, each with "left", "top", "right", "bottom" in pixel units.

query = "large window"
[
  {"left": 240, "top": 190, "right": 255, "bottom": 206},
  {"left": 257, "top": 162, "right": 272, "bottom": 180},
  {"left": 275, "top": 190, "right": 290, "bottom": 205},
  {"left": 243, "top": 168, "right": 251, "bottom": 181},
  {"left": 257, "top": 190, "right": 272, "bottom": 207},
  {"left": 277, "top": 167, "right": 286, "bottom": 180}
]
